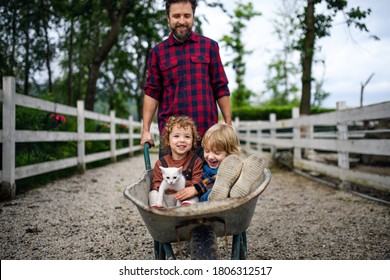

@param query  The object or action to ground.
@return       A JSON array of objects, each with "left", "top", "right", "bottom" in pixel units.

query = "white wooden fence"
[
  {"left": 0, "top": 76, "right": 159, "bottom": 200},
  {"left": 234, "top": 101, "right": 390, "bottom": 193},
  {"left": 1, "top": 75, "right": 389, "bottom": 199}
]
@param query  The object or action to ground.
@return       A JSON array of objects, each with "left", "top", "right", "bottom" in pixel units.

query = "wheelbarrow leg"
[
  {"left": 241, "top": 231, "right": 247, "bottom": 255},
  {"left": 231, "top": 231, "right": 247, "bottom": 260},
  {"left": 154, "top": 240, "right": 176, "bottom": 260},
  {"left": 154, "top": 240, "right": 162, "bottom": 259},
  {"left": 163, "top": 243, "right": 176, "bottom": 260}
]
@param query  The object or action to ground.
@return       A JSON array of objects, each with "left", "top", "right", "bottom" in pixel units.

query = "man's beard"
[{"left": 172, "top": 25, "right": 191, "bottom": 41}]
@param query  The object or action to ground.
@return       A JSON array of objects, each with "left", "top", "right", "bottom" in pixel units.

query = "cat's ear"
[
  {"left": 159, "top": 166, "right": 164, "bottom": 171},
  {"left": 178, "top": 166, "right": 183, "bottom": 172}
]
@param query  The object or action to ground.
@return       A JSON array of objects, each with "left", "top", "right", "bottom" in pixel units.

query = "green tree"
[
  {"left": 220, "top": 1, "right": 261, "bottom": 108},
  {"left": 1, "top": 0, "right": 229, "bottom": 118},
  {"left": 100, "top": 3, "right": 169, "bottom": 118},
  {"left": 263, "top": 0, "right": 301, "bottom": 106},
  {"left": 0, "top": 0, "right": 58, "bottom": 94},
  {"left": 81, "top": 0, "right": 132, "bottom": 111},
  {"left": 297, "top": 0, "right": 379, "bottom": 115}
]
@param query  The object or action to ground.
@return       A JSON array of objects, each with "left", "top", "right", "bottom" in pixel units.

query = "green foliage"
[
  {"left": 13, "top": 105, "right": 133, "bottom": 168},
  {"left": 13, "top": 104, "right": 135, "bottom": 190},
  {"left": 16, "top": 142, "right": 77, "bottom": 167},
  {"left": 231, "top": 87, "right": 254, "bottom": 108},
  {"left": 15, "top": 106, "right": 76, "bottom": 168},
  {"left": 232, "top": 104, "right": 334, "bottom": 121},
  {"left": 233, "top": 105, "right": 291, "bottom": 121},
  {"left": 263, "top": 56, "right": 301, "bottom": 105},
  {"left": 263, "top": 0, "right": 302, "bottom": 106},
  {"left": 220, "top": 1, "right": 261, "bottom": 108},
  {"left": 1, "top": 0, "right": 380, "bottom": 118},
  {"left": 0, "top": 0, "right": 173, "bottom": 117},
  {"left": 16, "top": 106, "right": 75, "bottom": 131},
  {"left": 312, "top": 77, "right": 330, "bottom": 107}
]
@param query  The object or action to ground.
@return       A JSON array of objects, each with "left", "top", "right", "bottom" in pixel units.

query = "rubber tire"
[{"left": 189, "top": 225, "right": 218, "bottom": 260}]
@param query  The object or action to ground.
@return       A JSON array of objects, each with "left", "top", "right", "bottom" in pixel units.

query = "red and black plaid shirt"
[{"left": 143, "top": 31, "right": 230, "bottom": 137}]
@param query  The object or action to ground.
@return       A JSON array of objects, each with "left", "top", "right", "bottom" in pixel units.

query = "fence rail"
[
  {"left": 234, "top": 101, "right": 390, "bottom": 193},
  {"left": 1, "top": 76, "right": 159, "bottom": 200}
]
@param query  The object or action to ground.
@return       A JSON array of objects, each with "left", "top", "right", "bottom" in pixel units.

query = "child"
[
  {"left": 191, "top": 123, "right": 241, "bottom": 201},
  {"left": 175, "top": 123, "right": 267, "bottom": 202},
  {"left": 149, "top": 115, "right": 203, "bottom": 208}
]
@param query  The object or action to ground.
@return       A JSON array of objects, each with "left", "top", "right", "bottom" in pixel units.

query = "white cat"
[{"left": 156, "top": 166, "right": 186, "bottom": 208}]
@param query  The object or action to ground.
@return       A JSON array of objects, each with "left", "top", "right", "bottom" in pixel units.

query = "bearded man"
[{"left": 141, "top": 0, "right": 232, "bottom": 158}]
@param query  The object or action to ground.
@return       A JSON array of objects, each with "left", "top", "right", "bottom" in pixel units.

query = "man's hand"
[{"left": 141, "top": 130, "right": 155, "bottom": 147}]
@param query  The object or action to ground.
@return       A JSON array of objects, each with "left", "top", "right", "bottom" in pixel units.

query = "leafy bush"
[{"left": 232, "top": 105, "right": 334, "bottom": 121}]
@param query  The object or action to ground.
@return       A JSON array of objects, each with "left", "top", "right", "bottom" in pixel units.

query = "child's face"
[
  {"left": 169, "top": 125, "right": 193, "bottom": 158},
  {"left": 203, "top": 146, "right": 228, "bottom": 169}
]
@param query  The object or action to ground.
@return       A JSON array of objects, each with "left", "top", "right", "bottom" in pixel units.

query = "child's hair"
[
  {"left": 201, "top": 123, "right": 240, "bottom": 155},
  {"left": 162, "top": 115, "right": 199, "bottom": 152}
]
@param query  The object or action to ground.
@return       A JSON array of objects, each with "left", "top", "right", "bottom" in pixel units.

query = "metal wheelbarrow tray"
[{"left": 123, "top": 166, "right": 271, "bottom": 259}]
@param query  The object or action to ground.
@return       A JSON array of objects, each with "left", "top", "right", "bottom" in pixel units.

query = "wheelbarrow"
[{"left": 123, "top": 143, "right": 272, "bottom": 259}]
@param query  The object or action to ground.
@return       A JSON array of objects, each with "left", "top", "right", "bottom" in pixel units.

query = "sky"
[{"left": 195, "top": 0, "right": 390, "bottom": 109}]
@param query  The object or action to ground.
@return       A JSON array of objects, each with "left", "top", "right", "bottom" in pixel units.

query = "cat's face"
[{"left": 159, "top": 166, "right": 183, "bottom": 184}]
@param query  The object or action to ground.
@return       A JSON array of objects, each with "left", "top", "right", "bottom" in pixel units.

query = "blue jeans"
[{"left": 200, "top": 189, "right": 211, "bottom": 202}]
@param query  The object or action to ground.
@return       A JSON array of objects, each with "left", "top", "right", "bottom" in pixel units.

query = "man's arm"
[
  {"left": 217, "top": 95, "right": 232, "bottom": 125},
  {"left": 141, "top": 95, "right": 159, "bottom": 146}
]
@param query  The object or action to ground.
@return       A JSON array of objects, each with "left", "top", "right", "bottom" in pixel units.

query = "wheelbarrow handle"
[{"left": 143, "top": 142, "right": 152, "bottom": 171}]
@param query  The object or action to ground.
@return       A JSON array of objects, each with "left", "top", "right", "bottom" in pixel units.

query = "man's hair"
[
  {"left": 165, "top": 0, "right": 198, "bottom": 15},
  {"left": 162, "top": 115, "right": 199, "bottom": 152},
  {"left": 202, "top": 123, "right": 241, "bottom": 156}
]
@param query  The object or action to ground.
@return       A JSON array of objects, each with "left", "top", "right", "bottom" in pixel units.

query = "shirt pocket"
[
  {"left": 190, "top": 55, "right": 210, "bottom": 76},
  {"left": 160, "top": 59, "right": 178, "bottom": 71},
  {"left": 160, "top": 59, "right": 179, "bottom": 87}
]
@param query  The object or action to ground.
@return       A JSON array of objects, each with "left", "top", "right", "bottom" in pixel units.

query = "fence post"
[
  {"left": 110, "top": 110, "right": 116, "bottom": 163},
  {"left": 256, "top": 119, "right": 263, "bottom": 152},
  {"left": 77, "top": 101, "right": 86, "bottom": 174},
  {"left": 245, "top": 127, "right": 250, "bottom": 152},
  {"left": 233, "top": 116, "right": 240, "bottom": 130},
  {"left": 257, "top": 127, "right": 263, "bottom": 152},
  {"left": 1, "top": 77, "right": 16, "bottom": 200},
  {"left": 233, "top": 116, "right": 243, "bottom": 148},
  {"left": 270, "top": 113, "right": 276, "bottom": 157},
  {"left": 292, "top": 107, "right": 301, "bottom": 160},
  {"left": 337, "top": 101, "right": 349, "bottom": 169},
  {"left": 336, "top": 101, "right": 350, "bottom": 190},
  {"left": 337, "top": 102, "right": 349, "bottom": 165},
  {"left": 128, "top": 115, "right": 134, "bottom": 156},
  {"left": 304, "top": 119, "right": 314, "bottom": 159}
]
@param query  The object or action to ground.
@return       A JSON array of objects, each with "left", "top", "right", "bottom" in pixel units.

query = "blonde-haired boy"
[{"left": 175, "top": 123, "right": 266, "bottom": 202}]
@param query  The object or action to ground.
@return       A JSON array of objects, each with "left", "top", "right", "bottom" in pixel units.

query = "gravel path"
[{"left": 1, "top": 153, "right": 389, "bottom": 260}]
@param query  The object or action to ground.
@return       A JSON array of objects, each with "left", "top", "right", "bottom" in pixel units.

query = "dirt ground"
[{"left": 0, "top": 153, "right": 389, "bottom": 260}]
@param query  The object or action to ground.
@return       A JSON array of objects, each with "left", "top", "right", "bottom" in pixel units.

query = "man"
[{"left": 141, "top": 0, "right": 232, "bottom": 156}]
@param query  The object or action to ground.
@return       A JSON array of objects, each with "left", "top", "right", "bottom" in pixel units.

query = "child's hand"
[{"left": 175, "top": 186, "right": 197, "bottom": 201}]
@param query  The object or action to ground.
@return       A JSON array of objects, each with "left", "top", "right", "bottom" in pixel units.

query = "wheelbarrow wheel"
[{"left": 189, "top": 225, "right": 218, "bottom": 260}]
